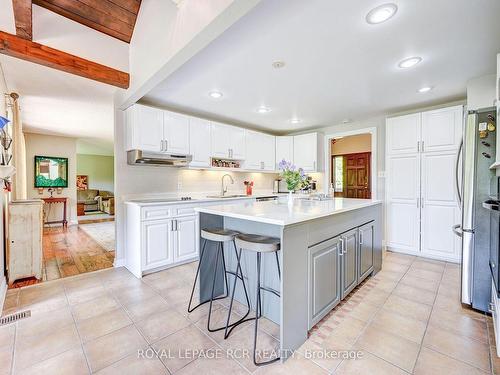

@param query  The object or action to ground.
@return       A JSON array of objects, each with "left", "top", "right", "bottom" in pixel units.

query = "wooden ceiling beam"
[
  {"left": 32, "top": 0, "right": 138, "bottom": 43},
  {"left": 0, "top": 31, "right": 129, "bottom": 88},
  {"left": 12, "top": 0, "right": 33, "bottom": 40}
]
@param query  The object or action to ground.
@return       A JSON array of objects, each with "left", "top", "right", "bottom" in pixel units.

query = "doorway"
[{"left": 328, "top": 132, "right": 375, "bottom": 198}]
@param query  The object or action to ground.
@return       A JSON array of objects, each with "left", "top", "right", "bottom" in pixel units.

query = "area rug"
[{"left": 79, "top": 221, "right": 115, "bottom": 252}]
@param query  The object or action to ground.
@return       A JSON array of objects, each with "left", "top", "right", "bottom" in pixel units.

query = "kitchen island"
[{"left": 195, "top": 197, "right": 383, "bottom": 359}]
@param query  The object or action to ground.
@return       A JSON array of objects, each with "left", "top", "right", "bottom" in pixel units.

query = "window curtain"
[{"left": 11, "top": 96, "right": 27, "bottom": 200}]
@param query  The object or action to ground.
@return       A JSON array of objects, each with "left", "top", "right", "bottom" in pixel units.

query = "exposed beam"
[
  {"left": 33, "top": 0, "right": 137, "bottom": 43},
  {"left": 12, "top": 0, "right": 33, "bottom": 40},
  {"left": 0, "top": 31, "right": 129, "bottom": 88}
]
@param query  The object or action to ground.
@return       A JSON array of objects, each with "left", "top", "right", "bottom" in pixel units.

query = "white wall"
[
  {"left": 331, "top": 133, "right": 372, "bottom": 155},
  {"left": 25, "top": 133, "right": 78, "bottom": 225},
  {"left": 467, "top": 74, "right": 496, "bottom": 111},
  {"left": 121, "top": 0, "right": 261, "bottom": 108}
]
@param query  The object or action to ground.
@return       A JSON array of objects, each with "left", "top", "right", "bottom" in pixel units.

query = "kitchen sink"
[{"left": 206, "top": 194, "right": 249, "bottom": 199}]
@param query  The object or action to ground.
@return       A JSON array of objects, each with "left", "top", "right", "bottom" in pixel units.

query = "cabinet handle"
[
  {"left": 165, "top": 140, "right": 168, "bottom": 152},
  {"left": 160, "top": 140, "right": 164, "bottom": 151},
  {"left": 417, "top": 141, "right": 420, "bottom": 152},
  {"left": 339, "top": 238, "right": 344, "bottom": 255},
  {"left": 359, "top": 231, "right": 363, "bottom": 245},
  {"left": 421, "top": 141, "right": 424, "bottom": 152},
  {"left": 175, "top": 220, "right": 178, "bottom": 231},
  {"left": 489, "top": 302, "right": 495, "bottom": 313}
]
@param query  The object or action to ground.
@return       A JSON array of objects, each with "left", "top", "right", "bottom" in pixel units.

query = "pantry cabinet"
[
  {"left": 245, "top": 130, "right": 275, "bottom": 171},
  {"left": 386, "top": 105, "right": 463, "bottom": 262}
]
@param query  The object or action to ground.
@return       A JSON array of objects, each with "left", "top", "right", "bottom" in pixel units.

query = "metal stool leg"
[
  {"left": 207, "top": 242, "right": 221, "bottom": 332},
  {"left": 224, "top": 241, "right": 253, "bottom": 339},
  {"left": 253, "top": 251, "right": 280, "bottom": 366},
  {"left": 187, "top": 239, "right": 207, "bottom": 313}
]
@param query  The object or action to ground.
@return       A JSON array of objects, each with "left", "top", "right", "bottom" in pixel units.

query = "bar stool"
[
  {"left": 232, "top": 233, "right": 281, "bottom": 366},
  {"left": 187, "top": 228, "right": 252, "bottom": 335}
]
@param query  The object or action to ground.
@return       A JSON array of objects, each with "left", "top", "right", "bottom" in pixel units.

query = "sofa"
[{"left": 77, "top": 189, "right": 114, "bottom": 215}]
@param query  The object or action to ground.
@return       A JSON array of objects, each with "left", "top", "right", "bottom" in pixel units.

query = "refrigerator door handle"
[
  {"left": 452, "top": 224, "right": 462, "bottom": 237},
  {"left": 454, "top": 139, "right": 463, "bottom": 207}
]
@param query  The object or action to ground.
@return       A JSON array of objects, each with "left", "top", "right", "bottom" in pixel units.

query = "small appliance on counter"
[{"left": 273, "top": 178, "right": 288, "bottom": 193}]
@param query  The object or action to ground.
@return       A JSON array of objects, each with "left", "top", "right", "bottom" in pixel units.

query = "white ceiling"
[
  {"left": 0, "top": 2, "right": 128, "bottom": 153},
  {"left": 143, "top": 0, "right": 500, "bottom": 133}
]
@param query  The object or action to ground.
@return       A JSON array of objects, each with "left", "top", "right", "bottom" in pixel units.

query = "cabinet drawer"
[
  {"left": 142, "top": 206, "right": 172, "bottom": 221},
  {"left": 175, "top": 206, "right": 196, "bottom": 217}
]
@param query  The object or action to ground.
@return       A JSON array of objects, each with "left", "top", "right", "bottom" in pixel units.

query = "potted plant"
[{"left": 278, "top": 159, "right": 307, "bottom": 205}]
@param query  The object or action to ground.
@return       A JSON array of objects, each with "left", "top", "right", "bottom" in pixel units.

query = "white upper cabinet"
[
  {"left": 163, "top": 111, "right": 190, "bottom": 154},
  {"left": 189, "top": 117, "right": 211, "bottom": 167},
  {"left": 210, "top": 122, "right": 246, "bottom": 160},
  {"left": 421, "top": 106, "right": 463, "bottom": 152},
  {"left": 386, "top": 113, "right": 421, "bottom": 155},
  {"left": 293, "top": 133, "right": 323, "bottom": 172},
  {"left": 126, "top": 104, "right": 164, "bottom": 152},
  {"left": 276, "top": 136, "right": 294, "bottom": 168},
  {"left": 245, "top": 130, "right": 275, "bottom": 171}
]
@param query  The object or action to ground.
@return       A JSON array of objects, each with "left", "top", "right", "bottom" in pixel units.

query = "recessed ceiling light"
[
  {"left": 208, "top": 91, "right": 223, "bottom": 99},
  {"left": 342, "top": 119, "right": 351, "bottom": 124},
  {"left": 418, "top": 86, "right": 433, "bottom": 93},
  {"left": 366, "top": 3, "right": 398, "bottom": 24},
  {"left": 272, "top": 61, "right": 286, "bottom": 69},
  {"left": 289, "top": 118, "right": 302, "bottom": 124},
  {"left": 398, "top": 56, "right": 422, "bottom": 69},
  {"left": 257, "top": 106, "right": 271, "bottom": 114}
]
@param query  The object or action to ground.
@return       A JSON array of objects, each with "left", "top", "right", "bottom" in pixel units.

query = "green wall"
[{"left": 77, "top": 154, "right": 114, "bottom": 192}]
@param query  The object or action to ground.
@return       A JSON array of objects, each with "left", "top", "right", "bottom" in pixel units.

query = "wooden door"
[{"left": 345, "top": 152, "right": 371, "bottom": 198}]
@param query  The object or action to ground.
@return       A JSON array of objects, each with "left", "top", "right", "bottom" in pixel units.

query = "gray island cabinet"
[{"left": 196, "top": 197, "right": 382, "bottom": 360}]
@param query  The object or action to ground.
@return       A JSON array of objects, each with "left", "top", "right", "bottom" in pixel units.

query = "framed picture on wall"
[
  {"left": 34, "top": 156, "right": 69, "bottom": 188},
  {"left": 76, "top": 175, "right": 88, "bottom": 190}
]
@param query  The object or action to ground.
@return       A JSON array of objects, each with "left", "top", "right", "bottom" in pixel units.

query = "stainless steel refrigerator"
[{"left": 454, "top": 108, "right": 497, "bottom": 312}]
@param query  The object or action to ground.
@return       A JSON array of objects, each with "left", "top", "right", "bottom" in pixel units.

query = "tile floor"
[{"left": 1, "top": 251, "right": 499, "bottom": 374}]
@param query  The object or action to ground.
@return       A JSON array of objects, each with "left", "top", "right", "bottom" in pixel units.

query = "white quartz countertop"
[
  {"left": 195, "top": 197, "right": 382, "bottom": 226},
  {"left": 124, "top": 191, "right": 286, "bottom": 206}
]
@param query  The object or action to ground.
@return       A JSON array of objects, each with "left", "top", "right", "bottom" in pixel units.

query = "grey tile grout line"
[
  {"left": 339, "top": 254, "right": 417, "bottom": 374},
  {"left": 62, "top": 279, "right": 94, "bottom": 375},
  {"left": 411, "top": 261, "right": 491, "bottom": 374}
]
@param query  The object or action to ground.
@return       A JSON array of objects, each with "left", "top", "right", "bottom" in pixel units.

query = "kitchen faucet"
[{"left": 221, "top": 174, "right": 234, "bottom": 196}]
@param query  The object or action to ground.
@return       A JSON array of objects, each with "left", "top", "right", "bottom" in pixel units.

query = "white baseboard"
[
  {"left": 113, "top": 258, "right": 126, "bottom": 267},
  {"left": 386, "top": 246, "right": 460, "bottom": 264},
  {"left": 0, "top": 276, "right": 6, "bottom": 313}
]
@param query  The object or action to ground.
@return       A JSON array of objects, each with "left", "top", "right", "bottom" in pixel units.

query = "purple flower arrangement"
[{"left": 278, "top": 159, "right": 307, "bottom": 191}]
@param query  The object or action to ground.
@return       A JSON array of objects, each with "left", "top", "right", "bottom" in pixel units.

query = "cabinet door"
[
  {"left": 142, "top": 219, "right": 173, "bottom": 271},
  {"left": 244, "top": 130, "right": 261, "bottom": 169},
  {"left": 164, "top": 111, "right": 190, "bottom": 154},
  {"left": 210, "top": 122, "right": 230, "bottom": 158},
  {"left": 173, "top": 215, "right": 199, "bottom": 263},
  {"left": 262, "top": 133, "right": 276, "bottom": 170},
  {"left": 358, "top": 222, "right": 374, "bottom": 282},
  {"left": 127, "top": 104, "right": 164, "bottom": 152},
  {"left": 308, "top": 236, "right": 341, "bottom": 328},
  {"left": 230, "top": 126, "right": 246, "bottom": 160},
  {"left": 386, "top": 113, "right": 421, "bottom": 155},
  {"left": 189, "top": 118, "right": 211, "bottom": 167},
  {"left": 293, "top": 133, "right": 317, "bottom": 172},
  {"left": 421, "top": 106, "right": 463, "bottom": 153},
  {"left": 276, "top": 136, "right": 294, "bottom": 168},
  {"left": 386, "top": 154, "right": 421, "bottom": 252},
  {"left": 420, "top": 151, "right": 461, "bottom": 262},
  {"left": 341, "top": 229, "right": 358, "bottom": 299}
]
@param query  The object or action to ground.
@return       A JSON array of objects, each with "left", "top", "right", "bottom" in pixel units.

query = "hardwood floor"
[{"left": 9, "top": 225, "right": 115, "bottom": 289}]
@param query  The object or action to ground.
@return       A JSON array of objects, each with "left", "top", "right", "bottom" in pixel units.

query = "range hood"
[{"left": 127, "top": 150, "right": 192, "bottom": 167}]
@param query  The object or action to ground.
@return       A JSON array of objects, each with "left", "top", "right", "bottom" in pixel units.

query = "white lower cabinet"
[
  {"left": 491, "top": 281, "right": 500, "bottom": 357},
  {"left": 126, "top": 202, "right": 199, "bottom": 278},
  {"left": 142, "top": 219, "right": 174, "bottom": 271},
  {"left": 173, "top": 215, "right": 199, "bottom": 263}
]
